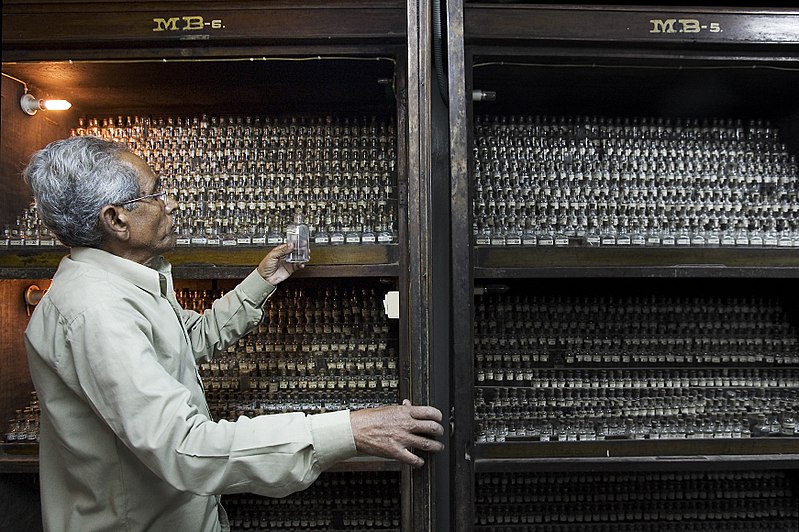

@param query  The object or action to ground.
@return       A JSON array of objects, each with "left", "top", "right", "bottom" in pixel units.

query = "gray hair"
[{"left": 23, "top": 136, "right": 142, "bottom": 248}]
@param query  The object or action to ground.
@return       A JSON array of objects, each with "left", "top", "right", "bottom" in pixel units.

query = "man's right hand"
[{"left": 349, "top": 399, "right": 445, "bottom": 468}]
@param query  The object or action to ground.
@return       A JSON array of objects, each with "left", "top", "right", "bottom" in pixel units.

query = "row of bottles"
[
  {"left": 476, "top": 368, "right": 799, "bottom": 389},
  {"left": 3, "top": 113, "right": 399, "bottom": 248},
  {"left": 176, "top": 281, "right": 399, "bottom": 420},
  {"left": 475, "top": 385, "right": 797, "bottom": 442},
  {"left": 474, "top": 294, "right": 799, "bottom": 366},
  {"left": 223, "top": 472, "right": 400, "bottom": 531},
  {"left": 473, "top": 115, "right": 799, "bottom": 247},
  {"left": 473, "top": 290, "right": 799, "bottom": 442},
  {"left": 3, "top": 392, "right": 39, "bottom": 444},
  {"left": 475, "top": 471, "right": 799, "bottom": 531}
]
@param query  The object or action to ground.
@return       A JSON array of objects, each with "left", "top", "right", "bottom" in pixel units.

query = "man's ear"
[{"left": 98, "top": 204, "right": 131, "bottom": 242}]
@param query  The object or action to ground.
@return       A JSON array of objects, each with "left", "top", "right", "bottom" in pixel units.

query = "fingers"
[
  {"left": 399, "top": 402, "right": 445, "bottom": 458},
  {"left": 268, "top": 242, "right": 292, "bottom": 258},
  {"left": 395, "top": 447, "right": 425, "bottom": 468},
  {"left": 417, "top": 419, "right": 445, "bottom": 437},
  {"left": 259, "top": 243, "right": 304, "bottom": 284},
  {"left": 402, "top": 399, "right": 443, "bottom": 423},
  {"left": 408, "top": 434, "right": 445, "bottom": 453}
]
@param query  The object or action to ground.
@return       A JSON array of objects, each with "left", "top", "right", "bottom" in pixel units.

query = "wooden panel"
[
  {"left": 2, "top": 1, "right": 406, "bottom": 54},
  {"left": 465, "top": 5, "right": 799, "bottom": 45},
  {"left": 1, "top": 58, "right": 398, "bottom": 118},
  {"left": 476, "top": 439, "right": 799, "bottom": 462},
  {"left": 0, "top": 279, "right": 49, "bottom": 426},
  {"left": 0, "top": 474, "right": 42, "bottom": 532},
  {"left": 475, "top": 246, "right": 799, "bottom": 278}
]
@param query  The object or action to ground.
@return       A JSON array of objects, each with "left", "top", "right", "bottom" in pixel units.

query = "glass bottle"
[{"left": 286, "top": 213, "right": 310, "bottom": 263}]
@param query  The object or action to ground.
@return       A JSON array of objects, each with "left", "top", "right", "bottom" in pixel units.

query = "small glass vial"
[{"left": 286, "top": 213, "right": 310, "bottom": 263}]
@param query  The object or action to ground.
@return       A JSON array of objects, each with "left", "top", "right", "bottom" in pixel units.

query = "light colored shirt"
[{"left": 24, "top": 247, "right": 356, "bottom": 532}]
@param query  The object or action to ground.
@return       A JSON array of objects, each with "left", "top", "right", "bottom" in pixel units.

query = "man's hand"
[
  {"left": 258, "top": 243, "right": 303, "bottom": 286},
  {"left": 349, "top": 400, "right": 445, "bottom": 468}
]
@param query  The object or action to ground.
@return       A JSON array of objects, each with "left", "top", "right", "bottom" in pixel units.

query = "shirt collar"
[{"left": 69, "top": 247, "right": 172, "bottom": 297}]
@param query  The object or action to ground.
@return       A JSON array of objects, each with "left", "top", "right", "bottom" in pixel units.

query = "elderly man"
[{"left": 23, "top": 135, "right": 444, "bottom": 532}]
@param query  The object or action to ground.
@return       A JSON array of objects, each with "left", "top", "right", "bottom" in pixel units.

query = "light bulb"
[
  {"left": 41, "top": 99, "right": 72, "bottom": 111},
  {"left": 20, "top": 93, "right": 72, "bottom": 115}
]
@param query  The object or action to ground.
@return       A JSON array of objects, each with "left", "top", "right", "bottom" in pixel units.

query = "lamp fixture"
[{"left": 20, "top": 93, "right": 72, "bottom": 116}]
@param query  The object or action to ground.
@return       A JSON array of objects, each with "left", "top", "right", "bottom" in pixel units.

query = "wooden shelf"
[
  {"left": 474, "top": 439, "right": 799, "bottom": 473},
  {"left": 0, "top": 244, "right": 400, "bottom": 279},
  {"left": 474, "top": 246, "right": 799, "bottom": 278}
]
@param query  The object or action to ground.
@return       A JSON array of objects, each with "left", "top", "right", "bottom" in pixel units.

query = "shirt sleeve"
[
  {"left": 178, "top": 269, "right": 276, "bottom": 361},
  {"left": 66, "top": 301, "right": 358, "bottom": 498}
]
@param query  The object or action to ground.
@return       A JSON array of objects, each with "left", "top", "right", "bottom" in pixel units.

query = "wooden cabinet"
[
  {"left": 447, "top": 3, "right": 799, "bottom": 531},
  {"left": 7, "top": 1, "right": 799, "bottom": 530},
  {"left": 1, "top": 1, "right": 445, "bottom": 531}
]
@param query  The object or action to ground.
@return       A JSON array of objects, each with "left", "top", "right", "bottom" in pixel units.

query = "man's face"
[{"left": 119, "top": 152, "right": 178, "bottom": 261}]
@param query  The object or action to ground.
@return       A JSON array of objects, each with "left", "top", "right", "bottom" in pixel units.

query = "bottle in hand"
[{"left": 286, "top": 213, "right": 310, "bottom": 263}]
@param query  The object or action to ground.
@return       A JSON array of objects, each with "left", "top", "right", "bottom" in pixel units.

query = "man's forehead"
[{"left": 119, "top": 151, "right": 155, "bottom": 179}]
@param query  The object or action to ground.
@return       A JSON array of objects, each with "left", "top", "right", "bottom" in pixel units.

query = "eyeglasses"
[{"left": 114, "top": 190, "right": 167, "bottom": 207}]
